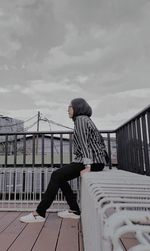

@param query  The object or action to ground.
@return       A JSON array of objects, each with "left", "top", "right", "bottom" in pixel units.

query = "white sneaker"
[
  {"left": 20, "top": 213, "right": 45, "bottom": 223},
  {"left": 57, "top": 210, "right": 80, "bottom": 219}
]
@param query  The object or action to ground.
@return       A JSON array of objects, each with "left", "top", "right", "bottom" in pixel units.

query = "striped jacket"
[{"left": 73, "top": 115, "right": 107, "bottom": 165}]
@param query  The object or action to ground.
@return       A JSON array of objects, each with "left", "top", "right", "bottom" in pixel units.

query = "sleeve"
[{"left": 75, "top": 117, "right": 92, "bottom": 165}]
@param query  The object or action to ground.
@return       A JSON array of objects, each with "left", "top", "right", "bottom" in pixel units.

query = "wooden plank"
[
  {"left": 0, "top": 212, "right": 27, "bottom": 251},
  {"left": 8, "top": 214, "right": 45, "bottom": 251},
  {"left": 32, "top": 213, "right": 62, "bottom": 251},
  {"left": 0, "top": 212, "right": 20, "bottom": 233},
  {"left": 0, "top": 211, "right": 8, "bottom": 219},
  {"left": 78, "top": 220, "right": 84, "bottom": 251},
  {"left": 120, "top": 233, "right": 139, "bottom": 251},
  {"left": 56, "top": 218, "right": 79, "bottom": 251},
  {"left": 0, "top": 212, "right": 81, "bottom": 251}
]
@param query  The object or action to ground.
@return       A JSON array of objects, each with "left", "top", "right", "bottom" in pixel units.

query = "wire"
[
  {"left": 0, "top": 114, "right": 37, "bottom": 128},
  {"left": 0, "top": 112, "right": 73, "bottom": 131},
  {"left": 24, "top": 120, "right": 39, "bottom": 131},
  {"left": 40, "top": 114, "right": 73, "bottom": 130},
  {"left": 47, "top": 120, "right": 52, "bottom": 131}
]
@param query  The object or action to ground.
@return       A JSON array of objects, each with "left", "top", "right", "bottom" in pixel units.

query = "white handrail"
[{"left": 81, "top": 170, "right": 150, "bottom": 251}]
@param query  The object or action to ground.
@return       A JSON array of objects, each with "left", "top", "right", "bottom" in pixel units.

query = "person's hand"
[{"left": 80, "top": 165, "right": 91, "bottom": 176}]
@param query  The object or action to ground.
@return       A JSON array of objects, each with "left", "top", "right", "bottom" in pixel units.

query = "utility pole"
[{"left": 37, "top": 111, "right": 40, "bottom": 132}]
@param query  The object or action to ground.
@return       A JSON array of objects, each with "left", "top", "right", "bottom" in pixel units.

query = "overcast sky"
[{"left": 0, "top": 0, "right": 150, "bottom": 131}]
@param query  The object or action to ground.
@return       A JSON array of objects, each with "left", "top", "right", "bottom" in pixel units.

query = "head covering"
[{"left": 71, "top": 98, "right": 92, "bottom": 120}]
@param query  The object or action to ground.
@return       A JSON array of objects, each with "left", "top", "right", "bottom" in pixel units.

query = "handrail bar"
[
  {"left": 0, "top": 129, "right": 116, "bottom": 136},
  {"left": 116, "top": 104, "right": 150, "bottom": 131}
]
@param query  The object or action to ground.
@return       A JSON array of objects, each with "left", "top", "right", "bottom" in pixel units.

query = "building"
[
  {"left": 0, "top": 115, "right": 24, "bottom": 141},
  {"left": 0, "top": 115, "right": 24, "bottom": 158},
  {"left": 0, "top": 115, "right": 24, "bottom": 133}
]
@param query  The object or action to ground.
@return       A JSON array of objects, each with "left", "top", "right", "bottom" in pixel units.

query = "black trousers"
[{"left": 36, "top": 162, "right": 104, "bottom": 217}]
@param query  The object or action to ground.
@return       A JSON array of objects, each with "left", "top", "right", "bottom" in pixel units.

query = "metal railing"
[
  {"left": 0, "top": 130, "right": 115, "bottom": 169},
  {"left": 0, "top": 130, "right": 115, "bottom": 210},
  {"left": 0, "top": 104, "right": 149, "bottom": 211},
  {"left": 0, "top": 131, "right": 73, "bottom": 168},
  {"left": 0, "top": 167, "right": 80, "bottom": 211},
  {"left": 116, "top": 105, "right": 150, "bottom": 175}
]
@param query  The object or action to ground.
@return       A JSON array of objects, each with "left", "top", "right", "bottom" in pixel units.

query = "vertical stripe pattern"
[{"left": 73, "top": 115, "right": 107, "bottom": 165}]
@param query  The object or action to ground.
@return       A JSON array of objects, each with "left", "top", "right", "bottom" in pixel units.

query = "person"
[{"left": 20, "top": 98, "right": 109, "bottom": 223}]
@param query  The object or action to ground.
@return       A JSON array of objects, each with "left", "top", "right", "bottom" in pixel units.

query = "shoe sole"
[
  {"left": 20, "top": 218, "right": 45, "bottom": 223},
  {"left": 57, "top": 214, "right": 80, "bottom": 219},
  {"left": 20, "top": 220, "right": 45, "bottom": 223}
]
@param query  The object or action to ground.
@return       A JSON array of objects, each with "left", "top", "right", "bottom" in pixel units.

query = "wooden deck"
[
  {"left": 0, "top": 212, "right": 84, "bottom": 251},
  {"left": 0, "top": 211, "right": 142, "bottom": 251}
]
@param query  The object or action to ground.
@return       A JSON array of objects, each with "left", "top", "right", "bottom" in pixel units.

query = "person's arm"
[
  {"left": 80, "top": 164, "right": 91, "bottom": 176},
  {"left": 75, "top": 117, "right": 92, "bottom": 165}
]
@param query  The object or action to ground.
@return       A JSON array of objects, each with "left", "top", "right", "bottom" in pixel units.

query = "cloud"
[
  {"left": 22, "top": 79, "right": 82, "bottom": 94},
  {"left": 0, "top": 87, "right": 10, "bottom": 93},
  {"left": 91, "top": 91, "right": 150, "bottom": 130},
  {"left": 0, "top": 0, "right": 150, "bottom": 130},
  {"left": 52, "top": 0, "right": 149, "bottom": 31},
  {"left": 93, "top": 88, "right": 150, "bottom": 124},
  {"left": 25, "top": 2, "right": 150, "bottom": 99},
  {"left": 95, "top": 108, "right": 141, "bottom": 130},
  {"left": 0, "top": 0, "right": 65, "bottom": 61},
  {"left": 20, "top": 79, "right": 83, "bottom": 111},
  {"left": 0, "top": 4, "right": 31, "bottom": 58}
]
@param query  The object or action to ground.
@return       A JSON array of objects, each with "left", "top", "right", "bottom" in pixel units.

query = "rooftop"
[
  {"left": 0, "top": 211, "right": 83, "bottom": 251},
  {"left": 0, "top": 211, "right": 141, "bottom": 251}
]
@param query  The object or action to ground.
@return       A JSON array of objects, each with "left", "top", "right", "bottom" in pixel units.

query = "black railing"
[
  {"left": 1, "top": 105, "right": 149, "bottom": 174},
  {"left": 0, "top": 130, "right": 116, "bottom": 169},
  {"left": 116, "top": 105, "right": 150, "bottom": 175}
]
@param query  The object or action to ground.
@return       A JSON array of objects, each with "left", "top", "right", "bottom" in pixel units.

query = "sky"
[{"left": 0, "top": 0, "right": 150, "bottom": 131}]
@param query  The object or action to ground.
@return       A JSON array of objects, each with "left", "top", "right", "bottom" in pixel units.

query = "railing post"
[
  {"left": 116, "top": 105, "right": 150, "bottom": 175},
  {"left": 107, "top": 133, "right": 112, "bottom": 169},
  {"left": 41, "top": 134, "right": 44, "bottom": 168},
  {"left": 23, "top": 134, "right": 26, "bottom": 167},
  {"left": 60, "top": 134, "right": 63, "bottom": 168},
  {"left": 14, "top": 134, "right": 17, "bottom": 167},
  {"left": 51, "top": 134, "right": 54, "bottom": 168},
  {"left": 142, "top": 114, "right": 150, "bottom": 175},
  {"left": 32, "top": 134, "right": 35, "bottom": 168},
  {"left": 5, "top": 135, "right": 8, "bottom": 167},
  {"left": 136, "top": 118, "right": 145, "bottom": 174}
]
